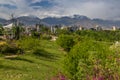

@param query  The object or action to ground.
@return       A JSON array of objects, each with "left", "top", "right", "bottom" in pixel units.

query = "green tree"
[
  {"left": 56, "top": 29, "right": 71, "bottom": 36},
  {"left": 0, "top": 24, "right": 4, "bottom": 35},
  {"left": 56, "top": 34, "right": 74, "bottom": 52},
  {"left": 12, "top": 25, "right": 24, "bottom": 40}
]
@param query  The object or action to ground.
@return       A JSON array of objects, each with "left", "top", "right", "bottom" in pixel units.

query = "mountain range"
[{"left": 1, "top": 15, "right": 120, "bottom": 28}]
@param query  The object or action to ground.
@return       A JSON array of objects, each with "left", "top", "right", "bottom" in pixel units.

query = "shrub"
[
  {"left": 31, "top": 32, "right": 40, "bottom": 39},
  {"left": 41, "top": 34, "right": 52, "bottom": 40},
  {"left": 0, "top": 44, "right": 23, "bottom": 55},
  {"left": 75, "top": 30, "right": 120, "bottom": 42},
  {"left": 56, "top": 34, "right": 74, "bottom": 52},
  {"left": 17, "top": 37, "right": 41, "bottom": 51},
  {"left": 63, "top": 40, "right": 120, "bottom": 80},
  {"left": 56, "top": 29, "right": 71, "bottom": 36}
]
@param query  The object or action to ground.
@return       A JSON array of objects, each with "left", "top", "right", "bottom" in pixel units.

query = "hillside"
[{"left": 0, "top": 40, "right": 66, "bottom": 80}]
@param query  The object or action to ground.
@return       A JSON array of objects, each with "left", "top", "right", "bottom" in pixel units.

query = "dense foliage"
[
  {"left": 17, "top": 37, "right": 40, "bottom": 51},
  {"left": 56, "top": 34, "right": 74, "bottom": 52},
  {"left": 63, "top": 40, "right": 120, "bottom": 80},
  {"left": 56, "top": 29, "right": 71, "bottom": 36},
  {"left": 0, "top": 24, "right": 3, "bottom": 35},
  {"left": 0, "top": 41, "right": 23, "bottom": 55},
  {"left": 75, "top": 30, "right": 120, "bottom": 42}
]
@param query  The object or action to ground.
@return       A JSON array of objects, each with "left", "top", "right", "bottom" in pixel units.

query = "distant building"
[
  {"left": 79, "top": 26, "right": 84, "bottom": 30},
  {"left": 3, "top": 23, "right": 14, "bottom": 39},
  {"left": 25, "top": 27, "right": 31, "bottom": 33},
  {"left": 36, "top": 24, "right": 40, "bottom": 32},
  {"left": 51, "top": 26, "right": 56, "bottom": 33},
  {"left": 112, "top": 26, "right": 117, "bottom": 31},
  {"left": 51, "top": 26, "right": 54, "bottom": 33},
  {"left": 95, "top": 25, "right": 103, "bottom": 31},
  {"left": 3, "top": 23, "right": 13, "bottom": 29},
  {"left": 61, "top": 26, "right": 68, "bottom": 30}
]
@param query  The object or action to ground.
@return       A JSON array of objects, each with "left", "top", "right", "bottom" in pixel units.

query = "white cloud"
[
  {"left": 0, "top": 0, "right": 120, "bottom": 20},
  {"left": 0, "top": 0, "right": 14, "bottom": 5},
  {"left": 31, "top": 0, "right": 42, "bottom": 3}
]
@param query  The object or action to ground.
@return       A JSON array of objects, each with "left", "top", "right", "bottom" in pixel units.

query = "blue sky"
[
  {"left": 30, "top": 0, "right": 56, "bottom": 8},
  {"left": 0, "top": 0, "right": 120, "bottom": 20}
]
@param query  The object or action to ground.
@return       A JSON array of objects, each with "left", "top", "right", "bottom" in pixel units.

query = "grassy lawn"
[{"left": 0, "top": 40, "right": 66, "bottom": 80}]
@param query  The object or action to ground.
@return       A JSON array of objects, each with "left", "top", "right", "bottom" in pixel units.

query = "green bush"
[
  {"left": 41, "top": 34, "right": 52, "bottom": 40},
  {"left": 56, "top": 29, "right": 71, "bottom": 36},
  {"left": 17, "top": 37, "right": 40, "bottom": 51},
  {"left": 31, "top": 32, "right": 40, "bottom": 39},
  {"left": 75, "top": 30, "right": 120, "bottom": 42},
  {"left": 63, "top": 40, "right": 120, "bottom": 80},
  {"left": 56, "top": 34, "right": 74, "bottom": 52},
  {"left": 0, "top": 44, "right": 23, "bottom": 55}
]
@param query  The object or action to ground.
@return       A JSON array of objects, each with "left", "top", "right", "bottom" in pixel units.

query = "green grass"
[{"left": 0, "top": 40, "right": 66, "bottom": 80}]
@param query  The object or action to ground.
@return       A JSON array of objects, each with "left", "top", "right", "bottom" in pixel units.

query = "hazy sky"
[{"left": 0, "top": 0, "right": 119, "bottom": 20}]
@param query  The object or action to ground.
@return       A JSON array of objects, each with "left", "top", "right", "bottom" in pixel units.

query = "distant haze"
[{"left": 0, "top": 0, "right": 120, "bottom": 20}]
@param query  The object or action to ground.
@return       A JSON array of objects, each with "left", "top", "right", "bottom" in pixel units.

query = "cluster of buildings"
[
  {"left": 51, "top": 24, "right": 118, "bottom": 33},
  {"left": 0, "top": 21, "right": 119, "bottom": 40}
]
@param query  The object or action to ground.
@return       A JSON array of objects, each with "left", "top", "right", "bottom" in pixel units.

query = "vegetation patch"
[
  {"left": 63, "top": 40, "right": 120, "bottom": 80},
  {"left": 0, "top": 41, "right": 23, "bottom": 55}
]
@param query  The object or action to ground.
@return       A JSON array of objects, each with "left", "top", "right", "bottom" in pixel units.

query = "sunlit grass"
[
  {"left": 0, "top": 41, "right": 6, "bottom": 45},
  {"left": 0, "top": 40, "right": 65, "bottom": 80}
]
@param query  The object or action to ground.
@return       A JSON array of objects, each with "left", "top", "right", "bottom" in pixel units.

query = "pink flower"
[{"left": 59, "top": 75, "right": 66, "bottom": 80}]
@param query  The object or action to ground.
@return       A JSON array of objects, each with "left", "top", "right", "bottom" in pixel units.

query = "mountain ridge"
[{"left": 0, "top": 15, "right": 120, "bottom": 28}]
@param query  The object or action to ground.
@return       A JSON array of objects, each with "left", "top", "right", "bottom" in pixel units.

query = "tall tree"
[
  {"left": 0, "top": 24, "right": 3, "bottom": 35},
  {"left": 10, "top": 14, "right": 23, "bottom": 40}
]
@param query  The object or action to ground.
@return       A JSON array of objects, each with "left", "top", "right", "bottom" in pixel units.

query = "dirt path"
[{"left": 4, "top": 55, "right": 18, "bottom": 59}]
